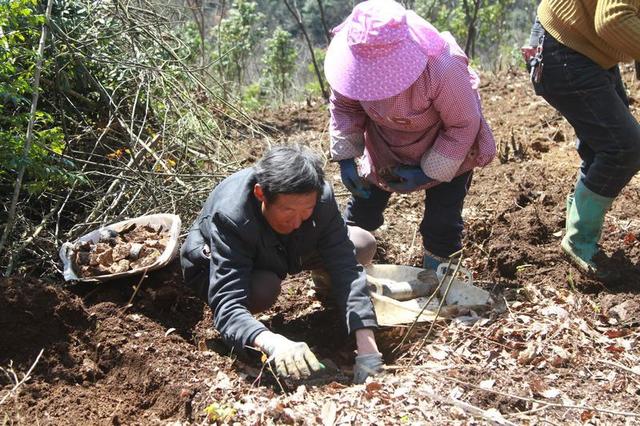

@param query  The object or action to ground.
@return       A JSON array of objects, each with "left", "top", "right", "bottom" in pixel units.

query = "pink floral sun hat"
[{"left": 324, "top": 0, "right": 446, "bottom": 101}]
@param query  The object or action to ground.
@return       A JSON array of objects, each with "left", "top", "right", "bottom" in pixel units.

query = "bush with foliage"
[
  {"left": 0, "top": 0, "right": 73, "bottom": 196},
  {"left": 262, "top": 26, "right": 298, "bottom": 103},
  {"left": 0, "top": 0, "right": 263, "bottom": 275},
  {"left": 212, "top": 0, "right": 264, "bottom": 93},
  {"left": 406, "top": 0, "right": 534, "bottom": 68}
]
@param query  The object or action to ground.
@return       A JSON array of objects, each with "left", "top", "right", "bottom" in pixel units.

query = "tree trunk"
[
  {"left": 186, "top": 0, "right": 206, "bottom": 73},
  {"left": 316, "top": 0, "right": 331, "bottom": 45},
  {"left": 425, "top": 0, "right": 439, "bottom": 18},
  {"left": 463, "top": 0, "right": 482, "bottom": 58},
  {"left": 216, "top": 0, "right": 227, "bottom": 100},
  {"left": 283, "top": 0, "right": 329, "bottom": 100}
]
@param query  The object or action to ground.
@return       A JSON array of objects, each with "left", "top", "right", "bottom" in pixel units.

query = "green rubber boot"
[
  {"left": 423, "top": 250, "right": 447, "bottom": 271},
  {"left": 565, "top": 193, "right": 574, "bottom": 231},
  {"left": 561, "top": 180, "right": 614, "bottom": 277}
]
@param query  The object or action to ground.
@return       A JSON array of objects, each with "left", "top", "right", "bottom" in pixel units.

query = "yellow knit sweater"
[{"left": 538, "top": 0, "right": 640, "bottom": 68}]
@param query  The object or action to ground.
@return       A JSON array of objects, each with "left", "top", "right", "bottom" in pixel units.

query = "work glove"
[
  {"left": 353, "top": 352, "right": 384, "bottom": 384},
  {"left": 255, "top": 331, "right": 325, "bottom": 380},
  {"left": 339, "top": 159, "right": 371, "bottom": 199},
  {"left": 386, "top": 165, "right": 434, "bottom": 192}
]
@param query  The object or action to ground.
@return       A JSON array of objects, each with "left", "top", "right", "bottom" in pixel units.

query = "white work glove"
[
  {"left": 254, "top": 331, "right": 325, "bottom": 380},
  {"left": 353, "top": 352, "right": 384, "bottom": 384}
]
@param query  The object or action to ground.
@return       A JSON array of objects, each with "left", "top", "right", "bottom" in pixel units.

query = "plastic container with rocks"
[{"left": 59, "top": 214, "right": 181, "bottom": 282}]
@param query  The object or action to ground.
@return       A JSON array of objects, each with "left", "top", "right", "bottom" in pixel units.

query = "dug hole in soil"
[{"left": 2, "top": 68, "right": 640, "bottom": 424}]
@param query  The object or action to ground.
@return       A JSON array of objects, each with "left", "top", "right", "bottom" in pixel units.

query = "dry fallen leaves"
[{"left": 320, "top": 400, "right": 337, "bottom": 426}]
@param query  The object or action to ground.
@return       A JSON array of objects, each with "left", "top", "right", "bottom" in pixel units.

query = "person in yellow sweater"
[{"left": 527, "top": 0, "right": 640, "bottom": 279}]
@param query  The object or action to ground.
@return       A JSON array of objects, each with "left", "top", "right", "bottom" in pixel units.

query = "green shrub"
[
  {"left": 0, "top": 0, "right": 81, "bottom": 195},
  {"left": 262, "top": 26, "right": 297, "bottom": 103}
]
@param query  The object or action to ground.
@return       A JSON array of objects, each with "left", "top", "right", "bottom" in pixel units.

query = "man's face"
[{"left": 253, "top": 184, "right": 317, "bottom": 235}]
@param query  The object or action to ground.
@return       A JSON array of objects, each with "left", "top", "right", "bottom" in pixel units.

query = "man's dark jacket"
[{"left": 180, "top": 168, "right": 377, "bottom": 352}]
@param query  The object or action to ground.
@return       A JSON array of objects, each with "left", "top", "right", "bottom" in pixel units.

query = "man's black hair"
[{"left": 254, "top": 145, "right": 325, "bottom": 202}]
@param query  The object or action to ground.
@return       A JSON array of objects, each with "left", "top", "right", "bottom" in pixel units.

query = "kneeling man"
[{"left": 180, "top": 145, "right": 383, "bottom": 383}]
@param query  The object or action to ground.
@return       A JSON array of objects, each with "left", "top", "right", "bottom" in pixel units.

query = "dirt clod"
[{"left": 72, "top": 223, "right": 169, "bottom": 277}]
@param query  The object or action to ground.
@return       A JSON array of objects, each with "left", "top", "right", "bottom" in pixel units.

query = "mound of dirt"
[
  {"left": 0, "top": 264, "right": 230, "bottom": 423},
  {"left": 0, "top": 278, "right": 93, "bottom": 383}
]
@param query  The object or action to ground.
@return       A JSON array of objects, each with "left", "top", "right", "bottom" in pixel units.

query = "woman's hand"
[
  {"left": 387, "top": 165, "right": 434, "bottom": 192},
  {"left": 339, "top": 159, "right": 371, "bottom": 199}
]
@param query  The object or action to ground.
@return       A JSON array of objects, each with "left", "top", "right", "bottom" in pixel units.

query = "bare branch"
[
  {"left": 282, "top": 0, "right": 328, "bottom": 100},
  {"left": 0, "top": 349, "right": 44, "bottom": 406}
]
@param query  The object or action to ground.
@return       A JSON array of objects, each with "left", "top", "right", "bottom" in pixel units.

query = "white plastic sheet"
[{"left": 366, "top": 264, "right": 492, "bottom": 326}]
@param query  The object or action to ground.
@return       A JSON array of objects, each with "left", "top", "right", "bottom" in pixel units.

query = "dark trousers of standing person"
[
  {"left": 343, "top": 171, "right": 473, "bottom": 261},
  {"left": 532, "top": 30, "right": 640, "bottom": 197},
  {"left": 530, "top": 25, "right": 640, "bottom": 276}
]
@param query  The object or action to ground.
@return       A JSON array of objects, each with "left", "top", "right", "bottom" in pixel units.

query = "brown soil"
[{"left": 2, "top": 67, "right": 640, "bottom": 424}]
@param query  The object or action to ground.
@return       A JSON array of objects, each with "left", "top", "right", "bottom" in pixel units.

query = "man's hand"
[
  {"left": 353, "top": 353, "right": 384, "bottom": 384},
  {"left": 254, "top": 331, "right": 324, "bottom": 380},
  {"left": 339, "top": 159, "right": 371, "bottom": 199},
  {"left": 387, "top": 165, "right": 433, "bottom": 192},
  {"left": 354, "top": 328, "right": 383, "bottom": 383}
]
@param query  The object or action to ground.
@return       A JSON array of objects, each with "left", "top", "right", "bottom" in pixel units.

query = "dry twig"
[
  {"left": 392, "top": 250, "right": 463, "bottom": 359},
  {"left": 422, "top": 389, "right": 519, "bottom": 426},
  {"left": 124, "top": 267, "right": 150, "bottom": 309},
  {"left": 0, "top": 349, "right": 45, "bottom": 406},
  {"left": 418, "top": 368, "right": 640, "bottom": 419},
  {"left": 599, "top": 360, "right": 640, "bottom": 377}
]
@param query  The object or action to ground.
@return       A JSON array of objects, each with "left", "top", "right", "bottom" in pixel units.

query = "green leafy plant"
[
  {"left": 304, "top": 47, "right": 325, "bottom": 98},
  {"left": 413, "top": 0, "right": 534, "bottom": 67},
  {"left": 241, "top": 82, "right": 267, "bottom": 110},
  {"left": 204, "top": 402, "right": 236, "bottom": 423},
  {"left": 262, "top": 26, "right": 297, "bottom": 103},
  {"left": 0, "top": 0, "right": 80, "bottom": 195},
  {"left": 212, "top": 0, "right": 264, "bottom": 93}
]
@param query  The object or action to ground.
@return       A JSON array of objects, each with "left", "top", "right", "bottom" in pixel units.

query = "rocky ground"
[{"left": 1, "top": 67, "right": 639, "bottom": 425}]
